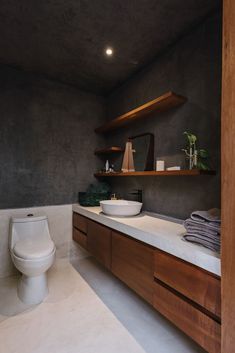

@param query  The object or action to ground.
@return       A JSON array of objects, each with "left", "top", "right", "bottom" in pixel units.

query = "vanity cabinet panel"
[
  {"left": 111, "top": 231, "right": 154, "bottom": 304},
  {"left": 73, "top": 227, "right": 87, "bottom": 249},
  {"left": 87, "top": 220, "right": 111, "bottom": 269},
  {"left": 73, "top": 213, "right": 87, "bottom": 234},
  {"left": 153, "top": 282, "right": 221, "bottom": 353},
  {"left": 72, "top": 212, "right": 221, "bottom": 352},
  {"left": 154, "top": 249, "right": 221, "bottom": 318}
]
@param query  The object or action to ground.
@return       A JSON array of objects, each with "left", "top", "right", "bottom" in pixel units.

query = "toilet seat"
[{"left": 13, "top": 239, "right": 55, "bottom": 260}]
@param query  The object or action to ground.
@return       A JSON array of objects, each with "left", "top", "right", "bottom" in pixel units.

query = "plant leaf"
[
  {"left": 183, "top": 131, "right": 197, "bottom": 146},
  {"left": 197, "top": 161, "right": 210, "bottom": 170},
  {"left": 190, "top": 134, "right": 197, "bottom": 144},
  {"left": 199, "top": 149, "right": 209, "bottom": 158}
]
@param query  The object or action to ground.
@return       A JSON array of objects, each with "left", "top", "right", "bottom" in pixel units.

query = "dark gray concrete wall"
[
  {"left": 0, "top": 66, "right": 105, "bottom": 209},
  {"left": 106, "top": 14, "right": 222, "bottom": 219}
]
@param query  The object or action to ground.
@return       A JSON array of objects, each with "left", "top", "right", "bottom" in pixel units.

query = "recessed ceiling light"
[{"left": 105, "top": 47, "right": 113, "bottom": 56}]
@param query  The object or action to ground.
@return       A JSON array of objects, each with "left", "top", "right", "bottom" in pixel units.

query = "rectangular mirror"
[{"left": 129, "top": 133, "right": 154, "bottom": 171}]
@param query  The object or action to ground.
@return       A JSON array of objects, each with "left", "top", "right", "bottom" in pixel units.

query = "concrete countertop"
[{"left": 72, "top": 204, "right": 221, "bottom": 276}]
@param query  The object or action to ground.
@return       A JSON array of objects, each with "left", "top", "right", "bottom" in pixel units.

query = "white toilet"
[{"left": 9, "top": 214, "right": 56, "bottom": 305}]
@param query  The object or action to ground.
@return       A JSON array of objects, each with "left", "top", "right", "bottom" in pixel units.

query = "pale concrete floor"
[
  {"left": 0, "top": 241, "right": 206, "bottom": 353},
  {"left": 70, "top": 243, "right": 206, "bottom": 353},
  {"left": 0, "top": 258, "right": 146, "bottom": 353}
]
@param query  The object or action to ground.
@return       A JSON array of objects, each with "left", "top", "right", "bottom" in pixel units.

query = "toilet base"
[{"left": 18, "top": 273, "right": 48, "bottom": 305}]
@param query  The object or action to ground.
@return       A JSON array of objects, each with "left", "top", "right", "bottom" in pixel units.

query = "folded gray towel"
[
  {"left": 183, "top": 232, "right": 220, "bottom": 245},
  {"left": 184, "top": 230, "right": 220, "bottom": 244},
  {"left": 191, "top": 208, "right": 221, "bottom": 223},
  {"left": 183, "top": 218, "right": 221, "bottom": 234},
  {"left": 182, "top": 208, "right": 221, "bottom": 253},
  {"left": 183, "top": 234, "right": 220, "bottom": 252}
]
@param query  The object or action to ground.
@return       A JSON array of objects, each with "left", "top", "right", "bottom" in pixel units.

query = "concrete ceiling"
[{"left": 0, "top": 0, "right": 221, "bottom": 95}]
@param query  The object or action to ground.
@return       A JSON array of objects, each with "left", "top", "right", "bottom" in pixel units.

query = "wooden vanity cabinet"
[
  {"left": 154, "top": 249, "right": 221, "bottom": 319},
  {"left": 87, "top": 219, "right": 112, "bottom": 269},
  {"left": 72, "top": 212, "right": 221, "bottom": 352},
  {"left": 153, "top": 249, "right": 221, "bottom": 353},
  {"left": 111, "top": 230, "right": 154, "bottom": 304},
  {"left": 72, "top": 213, "right": 88, "bottom": 249},
  {"left": 153, "top": 282, "right": 221, "bottom": 353},
  {"left": 73, "top": 213, "right": 87, "bottom": 233},
  {"left": 73, "top": 228, "right": 87, "bottom": 249}
]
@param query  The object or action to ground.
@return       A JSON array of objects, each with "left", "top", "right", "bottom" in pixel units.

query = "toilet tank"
[{"left": 9, "top": 215, "right": 50, "bottom": 250}]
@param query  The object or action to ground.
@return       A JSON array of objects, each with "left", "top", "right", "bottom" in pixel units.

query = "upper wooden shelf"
[
  {"left": 94, "top": 170, "right": 216, "bottom": 177},
  {"left": 94, "top": 147, "right": 124, "bottom": 155},
  {"left": 95, "top": 91, "right": 187, "bottom": 134}
]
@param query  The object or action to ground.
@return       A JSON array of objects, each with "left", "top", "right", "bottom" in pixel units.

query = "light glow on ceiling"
[{"left": 105, "top": 47, "right": 113, "bottom": 56}]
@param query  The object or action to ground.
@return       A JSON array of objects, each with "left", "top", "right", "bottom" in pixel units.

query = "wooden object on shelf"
[
  {"left": 94, "top": 147, "right": 124, "bottom": 155},
  {"left": 95, "top": 91, "right": 187, "bottom": 134},
  {"left": 111, "top": 230, "right": 154, "bottom": 305},
  {"left": 154, "top": 249, "right": 221, "bottom": 319},
  {"left": 153, "top": 281, "right": 221, "bottom": 353},
  {"left": 121, "top": 141, "right": 135, "bottom": 172},
  {"left": 94, "top": 169, "right": 216, "bottom": 177}
]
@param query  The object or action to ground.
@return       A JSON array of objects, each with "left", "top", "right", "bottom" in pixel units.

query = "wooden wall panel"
[{"left": 222, "top": 0, "right": 235, "bottom": 352}]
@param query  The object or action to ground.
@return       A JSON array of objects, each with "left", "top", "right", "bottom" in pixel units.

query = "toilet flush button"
[{"left": 27, "top": 214, "right": 34, "bottom": 217}]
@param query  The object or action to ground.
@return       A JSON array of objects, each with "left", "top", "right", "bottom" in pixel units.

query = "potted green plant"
[{"left": 182, "top": 131, "right": 210, "bottom": 170}]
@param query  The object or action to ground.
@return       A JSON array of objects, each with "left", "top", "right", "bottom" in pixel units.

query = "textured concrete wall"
[
  {"left": 106, "top": 14, "right": 221, "bottom": 219},
  {"left": 0, "top": 66, "right": 105, "bottom": 209},
  {"left": 0, "top": 13, "right": 221, "bottom": 219}
]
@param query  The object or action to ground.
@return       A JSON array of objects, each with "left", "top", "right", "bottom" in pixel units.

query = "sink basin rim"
[
  {"left": 100, "top": 200, "right": 141, "bottom": 206},
  {"left": 100, "top": 199, "right": 143, "bottom": 217}
]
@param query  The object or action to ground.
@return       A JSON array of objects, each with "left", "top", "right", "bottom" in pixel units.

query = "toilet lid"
[{"left": 13, "top": 239, "right": 55, "bottom": 259}]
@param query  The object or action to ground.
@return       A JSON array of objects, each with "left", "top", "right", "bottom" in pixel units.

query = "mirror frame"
[{"left": 128, "top": 132, "right": 154, "bottom": 171}]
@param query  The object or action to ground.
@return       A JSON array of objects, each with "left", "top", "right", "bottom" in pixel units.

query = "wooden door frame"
[{"left": 221, "top": 0, "right": 235, "bottom": 352}]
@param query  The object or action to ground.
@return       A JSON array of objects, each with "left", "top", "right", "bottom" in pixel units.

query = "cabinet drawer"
[
  {"left": 154, "top": 250, "right": 221, "bottom": 318},
  {"left": 73, "top": 227, "right": 87, "bottom": 249},
  {"left": 153, "top": 282, "right": 221, "bottom": 353},
  {"left": 73, "top": 213, "right": 87, "bottom": 234},
  {"left": 111, "top": 231, "right": 154, "bottom": 304},
  {"left": 87, "top": 220, "right": 111, "bottom": 269}
]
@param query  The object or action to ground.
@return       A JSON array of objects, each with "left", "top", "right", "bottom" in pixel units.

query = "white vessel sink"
[{"left": 100, "top": 200, "right": 143, "bottom": 217}]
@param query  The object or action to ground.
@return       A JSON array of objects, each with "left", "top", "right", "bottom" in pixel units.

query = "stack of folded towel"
[{"left": 183, "top": 208, "right": 221, "bottom": 253}]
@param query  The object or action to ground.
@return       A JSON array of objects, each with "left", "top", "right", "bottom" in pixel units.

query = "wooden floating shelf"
[
  {"left": 94, "top": 170, "right": 216, "bottom": 177},
  {"left": 94, "top": 147, "right": 124, "bottom": 155},
  {"left": 95, "top": 91, "right": 187, "bottom": 134}
]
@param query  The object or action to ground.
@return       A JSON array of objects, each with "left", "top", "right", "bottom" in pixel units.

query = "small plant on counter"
[
  {"left": 182, "top": 131, "right": 210, "bottom": 170},
  {"left": 78, "top": 182, "right": 111, "bottom": 206}
]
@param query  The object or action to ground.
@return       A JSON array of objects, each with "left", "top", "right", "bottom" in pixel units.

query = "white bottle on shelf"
[{"left": 105, "top": 160, "right": 109, "bottom": 173}]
